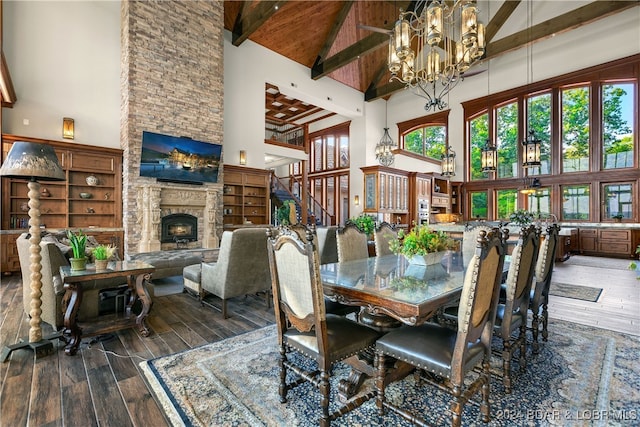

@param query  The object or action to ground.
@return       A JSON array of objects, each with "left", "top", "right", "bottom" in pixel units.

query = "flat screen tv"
[{"left": 140, "top": 131, "right": 222, "bottom": 185}]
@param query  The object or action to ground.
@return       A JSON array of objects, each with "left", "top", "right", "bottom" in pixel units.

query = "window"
[
  {"left": 470, "top": 113, "right": 489, "bottom": 181},
  {"left": 470, "top": 191, "right": 487, "bottom": 219},
  {"left": 496, "top": 101, "right": 518, "bottom": 179},
  {"left": 602, "top": 183, "right": 633, "bottom": 220},
  {"left": 562, "top": 184, "right": 590, "bottom": 220},
  {"left": 527, "top": 92, "right": 552, "bottom": 176},
  {"left": 526, "top": 187, "right": 551, "bottom": 218},
  {"left": 561, "top": 85, "right": 590, "bottom": 173},
  {"left": 496, "top": 189, "right": 518, "bottom": 220},
  {"left": 602, "top": 83, "right": 634, "bottom": 170},
  {"left": 462, "top": 55, "right": 639, "bottom": 222},
  {"left": 310, "top": 124, "right": 349, "bottom": 172},
  {"left": 404, "top": 125, "right": 446, "bottom": 159},
  {"left": 398, "top": 110, "right": 449, "bottom": 162}
]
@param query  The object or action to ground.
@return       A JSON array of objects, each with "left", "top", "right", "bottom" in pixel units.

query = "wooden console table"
[{"left": 59, "top": 261, "right": 155, "bottom": 355}]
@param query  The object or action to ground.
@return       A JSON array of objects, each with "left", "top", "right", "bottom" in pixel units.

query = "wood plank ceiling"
[{"left": 225, "top": 0, "right": 637, "bottom": 115}]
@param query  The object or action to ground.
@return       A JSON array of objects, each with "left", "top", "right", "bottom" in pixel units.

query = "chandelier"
[
  {"left": 388, "top": 0, "right": 486, "bottom": 111},
  {"left": 440, "top": 146, "right": 456, "bottom": 176},
  {"left": 522, "top": 129, "right": 542, "bottom": 167},
  {"left": 375, "top": 127, "right": 395, "bottom": 166},
  {"left": 480, "top": 139, "right": 497, "bottom": 172}
]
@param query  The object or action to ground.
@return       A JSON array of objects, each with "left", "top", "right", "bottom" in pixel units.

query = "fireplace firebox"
[{"left": 161, "top": 213, "right": 198, "bottom": 243}]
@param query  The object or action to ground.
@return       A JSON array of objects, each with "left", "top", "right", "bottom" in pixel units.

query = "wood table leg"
[
  {"left": 128, "top": 273, "right": 152, "bottom": 337},
  {"left": 62, "top": 283, "right": 83, "bottom": 356}
]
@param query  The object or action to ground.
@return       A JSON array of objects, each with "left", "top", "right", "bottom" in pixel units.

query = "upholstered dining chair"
[
  {"left": 336, "top": 223, "right": 370, "bottom": 262},
  {"left": 288, "top": 223, "right": 360, "bottom": 317},
  {"left": 375, "top": 228, "right": 507, "bottom": 427},
  {"left": 461, "top": 222, "right": 493, "bottom": 268},
  {"left": 529, "top": 223, "right": 560, "bottom": 353},
  {"left": 373, "top": 222, "right": 397, "bottom": 256},
  {"left": 266, "top": 227, "right": 382, "bottom": 426},
  {"left": 493, "top": 224, "right": 540, "bottom": 393}
]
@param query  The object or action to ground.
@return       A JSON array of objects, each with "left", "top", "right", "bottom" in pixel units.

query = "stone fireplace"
[
  {"left": 120, "top": 1, "right": 224, "bottom": 256},
  {"left": 136, "top": 183, "right": 221, "bottom": 252}
]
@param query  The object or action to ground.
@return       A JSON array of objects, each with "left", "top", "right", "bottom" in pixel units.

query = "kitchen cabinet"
[
  {"left": 361, "top": 166, "right": 409, "bottom": 226},
  {"left": 579, "top": 227, "right": 635, "bottom": 257}
]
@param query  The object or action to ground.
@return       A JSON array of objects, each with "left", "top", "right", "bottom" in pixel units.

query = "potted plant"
[
  {"left": 389, "top": 223, "right": 458, "bottom": 266},
  {"left": 67, "top": 229, "right": 87, "bottom": 271},
  {"left": 349, "top": 214, "right": 376, "bottom": 238},
  {"left": 612, "top": 213, "right": 624, "bottom": 223},
  {"left": 276, "top": 203, "right": 291, "bottom": 226},
  {"left": 509, "top": 209, "right": 535, "bottom": 227},
  {"left": 628, "top": 245, "right": 640, "bottom": 280},
  {"left": 91, "top": 244, "right": 117, "bottom": 270}
]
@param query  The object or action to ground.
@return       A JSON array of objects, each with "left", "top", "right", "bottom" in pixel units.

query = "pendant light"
[
  {"left": 375, "top": 102, "right": 395, "bottom": 166},
  {"left": 441, "top": 146, "right": 456, "bottom": 176},
  {"left": 521, "top": 1, "right": 541, "bottom": 168}
]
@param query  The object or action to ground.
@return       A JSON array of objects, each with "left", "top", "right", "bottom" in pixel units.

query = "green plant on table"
[
  {"left": 66, "top": 229, "right": 87, "bottom": 260},
  {"left": 509, "top": 209, "right": 535, "bottom": 226},
  {"left": 91, "top": 244, "right": 117, "bottom": 261},
  {"left": 349, "top": 214, "right": 376, "bottom": 236},
  {"left": 389, "top": 223, "right": 457, "bottom": 258}
]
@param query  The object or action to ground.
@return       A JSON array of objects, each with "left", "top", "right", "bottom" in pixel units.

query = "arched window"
[{"left": 397, "top": 110, "right": 449, "bottom": 163}]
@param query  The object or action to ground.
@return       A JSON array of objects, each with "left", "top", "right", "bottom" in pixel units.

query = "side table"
[{"left": 59, "top": 261, "right": 155, "bottom": 355}]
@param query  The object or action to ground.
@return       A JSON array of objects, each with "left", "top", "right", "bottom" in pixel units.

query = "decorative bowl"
[{"left": 79, "top": 192, "right": 93, "bottom": 199}]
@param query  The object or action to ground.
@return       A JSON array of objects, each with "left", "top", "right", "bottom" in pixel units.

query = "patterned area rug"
[
  {"left": 549, "top": 282, "right": 603, "bottom": 302},
  {"left": 140, "top": 320, "right": 640, "bottom": 427}
]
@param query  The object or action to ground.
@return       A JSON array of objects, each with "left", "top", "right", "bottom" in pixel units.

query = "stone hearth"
[{"left": 136, "top": 183, "right": 221, "bottom": 252}]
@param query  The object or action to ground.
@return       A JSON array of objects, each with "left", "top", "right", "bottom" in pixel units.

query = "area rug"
[
  {"left": 549, "top": 282, "right": 603, "bottom": 302},
  {"left": 562, "top": 255, "right": 631, "bottom": 271},
  {"left": 140, "top": 321, "right": 640, "bottom": 427}
]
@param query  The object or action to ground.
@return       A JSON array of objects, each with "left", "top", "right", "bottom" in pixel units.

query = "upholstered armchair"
[
  {"left": 374, "top": 222, "right": 397, "bottom": 256},
  {"left": 201, "top": 228, "right": 272, "bottom": 318},
  {"left": 336, "top": 224, "right": 369, "bottom": 262},
  {"left": 315, "top": 225, "right": 339, "bottom": 265},
  {"left": 16, "top": 233, "right": 124, "bottom": 330}
]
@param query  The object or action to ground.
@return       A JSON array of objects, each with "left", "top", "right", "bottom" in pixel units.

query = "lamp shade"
[{"left": 0, "top": 141, "right": 65, "bottom": 181}]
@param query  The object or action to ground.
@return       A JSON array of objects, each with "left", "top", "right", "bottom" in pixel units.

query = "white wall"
[{"left": 2, "top": 1, "right": 121, "bottom": 148}]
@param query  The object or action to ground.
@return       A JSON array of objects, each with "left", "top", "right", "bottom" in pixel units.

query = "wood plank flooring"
[{"left": 0, "top": 255, "right": 637, "bottom": 426}]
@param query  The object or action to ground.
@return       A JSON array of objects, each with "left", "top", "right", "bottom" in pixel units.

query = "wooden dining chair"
[
  {"left": 288, "top": 223, "right": 359, "bottom": 317},
  {"left": 529, "top": 223, "right": 560, "bottom": 353},
  {"left": 373, "top": 222, "right": 397, "bottom": 256},
  {"left": 266, "top": 228, "right": 381, "bottom": 426},
  {"left": 336, "top": 223, "right": 369, "bottom": 262},
  {"left": 375, "top": 228, "right": 507, "bottom": 427},
  {"left": 493, "top": 224, "right": 539, "bottom": 392}
]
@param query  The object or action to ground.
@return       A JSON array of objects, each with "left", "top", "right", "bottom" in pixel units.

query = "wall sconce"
[
  {"left": 62, "top": 117, "right": 74, "bottom": 140},
  {"left": 239, "top": 150, "right": 246, "bottom": 165},
  {"left": 480, "top": 139, "right": 497, "bottom": 172},
  {"left": 354, "top": 195, "right": 360, "bottom": 206}
]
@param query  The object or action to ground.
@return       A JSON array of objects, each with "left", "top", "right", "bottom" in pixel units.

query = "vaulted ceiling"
[{"left": 224, "top": 1, "right": 637, "bottom": 103}]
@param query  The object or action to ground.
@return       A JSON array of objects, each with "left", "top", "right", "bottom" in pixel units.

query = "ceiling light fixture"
[
  {"left": 440, "top": 145, "right": 456, "bottom": 176},
  {"left": 389, "top": 0, "right": 485, "bottom": 111},
  {"left": 375, "top": 102, "right": 396, "bottom": 166},
  {"left": 520, "top": 176, "right": 541, "bottom": 195},
  {"left": 522, "top": 129, "right": 541, "bottom": 167},
  {"left": 480, "top": 139, "right": 497, "bottom": 172}
]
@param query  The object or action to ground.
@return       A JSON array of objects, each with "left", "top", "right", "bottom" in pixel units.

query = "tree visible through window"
[
  {"left": 562, "top": 86, "right": 590, "bottom": 173},
  {"left": 470, "top": 113, "right": 489, "bottom": 181},
  {"left": 404, "top": 125, "right": 446, "bottom": 159},
  {"left": 527, "top": 93, "right": 551, "bottom": 175},
  {"left": 602, "top": 83, "right": 634, "bottom": 170},
  {"left": 497, "top": 102, "right": 518, "bottom": 178}
]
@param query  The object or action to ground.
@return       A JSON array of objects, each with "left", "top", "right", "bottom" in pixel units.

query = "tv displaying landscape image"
[{"left": 140, "top": 131, "right": 222, "bottom": 184}]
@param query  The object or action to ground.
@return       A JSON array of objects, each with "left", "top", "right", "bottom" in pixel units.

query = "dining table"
[
  {"left": 319, "top": 253, "right": 466, "bottom": 400},
  {"left": 318, "top": 252, "right": 510, "bottom": 400}
]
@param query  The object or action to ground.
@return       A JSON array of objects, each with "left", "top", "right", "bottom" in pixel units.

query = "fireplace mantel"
[{"left": 136, "top": 183, "right": 222, "bottom": 252}]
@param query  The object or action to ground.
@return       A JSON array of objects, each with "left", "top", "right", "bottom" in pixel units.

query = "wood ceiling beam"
[
  {"left": 1, "top": 52, "right": 17, "bottom": 107},
  {"left": 312, "top": 32, "right": 389, "bottom": 80},
  {"left": 486, "top": 1, "right": 638, "bottom": 60},
  {"left": 313, "top": 0, "right": 414, "bottom": 81},
  {"left": 366, "top": 1, "right": 637, "bottom": 101},
  {"left": 486, "top": 0, "right": 520, "bottom": 43},
  {"left": 231, "top": 0, "right": 287, "bottom": 47},
  {"left": 315, "top": 1, "right": 354, "bottom": 63}
]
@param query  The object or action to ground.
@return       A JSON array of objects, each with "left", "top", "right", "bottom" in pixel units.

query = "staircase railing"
[{"left": 271, "top": 175, "right": 335, "bottom": 226}]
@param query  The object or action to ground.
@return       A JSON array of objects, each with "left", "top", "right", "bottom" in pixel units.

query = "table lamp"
[{"left": 0, "top": 141, "right": 65, "bottom": 361}]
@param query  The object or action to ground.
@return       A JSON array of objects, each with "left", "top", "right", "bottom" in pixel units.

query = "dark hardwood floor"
[
  {"left": 1, "top": 254, "right": 638, "bottom": 426},
  {"left": 0, "top": 275, "right": 274, "bottom": 427}
]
